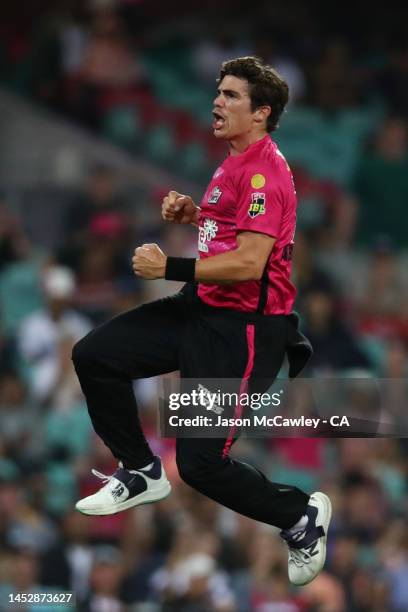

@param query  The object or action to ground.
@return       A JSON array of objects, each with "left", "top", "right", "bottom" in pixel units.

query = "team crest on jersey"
[
  {"left": 248, "top": 193, "right": 266, "bottom": 218},
  {"left": 251, "top": 173, "right": 266, "bottom": 189},
  {"left": 208, "top": 186, "right": 222, "bottom": 204},
  {"left": 198, "top": 218, "right": 218, "bottom": 252}
]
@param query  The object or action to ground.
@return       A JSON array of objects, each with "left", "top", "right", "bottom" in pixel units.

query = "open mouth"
[{"left": 212, "top": 111, "right": 225, "bottom": 130}]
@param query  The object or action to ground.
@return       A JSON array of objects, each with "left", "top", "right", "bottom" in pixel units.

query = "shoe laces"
[
  {"left": 288, "top": 546, "right": 313, "bottom": 567},
  {"left": 91, "top": 462, "right": 124, "bottom": 485},
  {"left": 283, "top": 529, "right": 314, "bottom": 568}
]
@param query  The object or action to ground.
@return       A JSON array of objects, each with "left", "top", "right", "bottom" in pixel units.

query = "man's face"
[{"left": 212, "top": 75, "right": 259, "bottom": 139}]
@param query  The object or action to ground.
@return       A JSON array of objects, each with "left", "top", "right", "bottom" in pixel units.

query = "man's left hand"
[{"left": 132, "top": 244, "right": 166, "bottom": 279}]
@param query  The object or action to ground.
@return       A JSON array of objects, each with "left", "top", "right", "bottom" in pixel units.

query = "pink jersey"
[{"left": 197, "top": 135, "right": 297, "bottom": 314}]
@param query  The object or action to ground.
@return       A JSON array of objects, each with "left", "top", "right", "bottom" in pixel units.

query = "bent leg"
[
  {"left": 176, "top": 311, "right": 309, "bottom": 529},
  {"left": 73, "top": 293, "right": 184, "bottom": 468},
  {"left": 176, "top": 437, "right": 309, "bottom": 529}
]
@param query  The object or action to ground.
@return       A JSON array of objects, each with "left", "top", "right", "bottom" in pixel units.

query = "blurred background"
[{"left": 0, "top": 0, "right": 407, "bottom": 610}]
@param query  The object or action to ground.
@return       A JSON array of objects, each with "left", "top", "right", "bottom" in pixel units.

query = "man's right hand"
[{"left": 162, "top": 191, "right": 200, "bottom": 225}]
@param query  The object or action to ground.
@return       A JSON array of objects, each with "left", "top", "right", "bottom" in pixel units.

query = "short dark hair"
[{"left": 218, "top": 56, "right": 289, "bottom": 132}]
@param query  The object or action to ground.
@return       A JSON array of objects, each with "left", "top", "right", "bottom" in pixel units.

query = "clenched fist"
[
  {"left": 132, "top": 243, "right": 166, "bottom": 280},
  {"left": 162, "top": 190, "right": 200, "bottom": 225}
]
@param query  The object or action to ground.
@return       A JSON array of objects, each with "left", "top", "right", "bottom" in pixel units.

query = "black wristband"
[{"left": 165, "top": 257, "right": 196, "bottom": 282}]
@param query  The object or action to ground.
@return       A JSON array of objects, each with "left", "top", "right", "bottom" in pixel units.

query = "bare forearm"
[
  {"left": 194, "top": 249, "right": 261, "bottom": 284},
  {"left": 133, "top": 232, "right": 274, "bottom": 283}
]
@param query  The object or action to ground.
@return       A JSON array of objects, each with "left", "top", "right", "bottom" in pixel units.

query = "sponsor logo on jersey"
[
  {"left": 198, "top": 218, "right": 219, "bottom": 252},
  {"left": 248, "top": 193, "right": 266, "bottom": 218},
  {"left": 251, "top": 173, "right": 266, "bottom": 189},
  {"left": 208, "top": 186, "right": 222, "bottom": 204}
]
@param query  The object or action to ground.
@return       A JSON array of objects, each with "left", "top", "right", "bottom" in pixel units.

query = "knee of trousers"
[
  {"left": 71, "top": 333, "right": 99, "bottom": 374},
  {"left": 176, "top": 447, "right": 226, "bottom": 490}
]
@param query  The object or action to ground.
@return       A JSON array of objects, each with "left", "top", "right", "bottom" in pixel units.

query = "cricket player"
[{"left": 73, "top": 56, "right": 331, "bottom": 586}]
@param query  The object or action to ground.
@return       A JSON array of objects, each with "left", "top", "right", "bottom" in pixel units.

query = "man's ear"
[{"left": 254, "top": 106, "right": 271, "bottom": 126}]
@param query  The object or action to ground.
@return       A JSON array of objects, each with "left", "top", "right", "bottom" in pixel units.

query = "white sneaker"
[
  {"left": 75, "top": 456, "right": 171, "bottom": 516},
  {"left": 280, "top": 491, "right": 332, "bottom": 586}
]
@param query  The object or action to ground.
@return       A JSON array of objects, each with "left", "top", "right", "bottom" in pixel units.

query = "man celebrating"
[{"left": 73, "top": 57, "right": 331, "bottom": 586}]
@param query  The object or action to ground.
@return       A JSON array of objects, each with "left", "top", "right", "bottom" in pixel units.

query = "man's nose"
[{"left": 213, "top": 93, "right": 224, "bottom": 107}]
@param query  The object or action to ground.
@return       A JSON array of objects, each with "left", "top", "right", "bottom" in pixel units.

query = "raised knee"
[{"left": 72, "top": 334, "right": 96, "bottom": 373}]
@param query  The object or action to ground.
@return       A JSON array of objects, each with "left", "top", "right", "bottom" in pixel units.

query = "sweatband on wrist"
[{"left": 165, "top": 257, "right": 196, "bottom": 282}]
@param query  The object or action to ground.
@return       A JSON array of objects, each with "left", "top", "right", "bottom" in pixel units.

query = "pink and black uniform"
[
  {"left": 198, "top": 134, "right": 297, "bottom": 314},
  {"left": 73, "top": 130, "right": 311, "bottom": 534}
]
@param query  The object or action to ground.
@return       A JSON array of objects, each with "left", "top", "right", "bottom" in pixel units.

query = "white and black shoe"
[
  {"left": 75, "top": 456, "right": 171, "bottom": 516},
  {"left": 280, "top": 491, "right": 332, "bottom": 586}
]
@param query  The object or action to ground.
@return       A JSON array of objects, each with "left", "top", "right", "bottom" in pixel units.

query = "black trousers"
[{"left": 72, "top": 284, "right": 309, "bottom": 529}]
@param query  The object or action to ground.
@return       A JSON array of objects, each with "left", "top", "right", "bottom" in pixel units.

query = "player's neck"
[{"left": 228, "top": 130, "right": 268, "bottom": 156}]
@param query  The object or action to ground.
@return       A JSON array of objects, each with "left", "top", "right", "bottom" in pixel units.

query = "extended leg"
[{"left": 176, "top": 436, "right": 308, "bottom": 529}]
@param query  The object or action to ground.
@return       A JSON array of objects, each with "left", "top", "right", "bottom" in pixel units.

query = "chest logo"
[
  {"left": 248, "top": 192, "right": 266, "bottom": 218},
  {"left": 251, "top": 173, "right": 266, "bottom": 189},
  {"left": 198, "top": 219, "right": 219, "bottom": 252},
  {"left": 208, "top": 186, "right": 222, "bottom": 204}
]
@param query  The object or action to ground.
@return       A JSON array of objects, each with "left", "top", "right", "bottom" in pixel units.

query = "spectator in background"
[
  {"left": 40, "top": 511, "right": 96, "bottom": 608},
  {"left": 58, "top": 164, "right": 139, "bottom": 322},
  {"left": 352, "top": 116, "right": 408, "bottom": 247},
  {"left": 355, "top": 238, "right": 408, "bottom": 340},
  {"left": 292, "top": 231, "right": 334, "bottom": 312},
  {"left": 0, "top": 474, "right": 57, "bottom": 555},
  {"left": 254, "top": 37, "right": 306, "bottom": 104},
  {"left": 150, "top": 524, "right": 236, "bottom": 612},
  {"left": 62, "top": 163, "right": 130, "bottom": 250},
  {"left": 292, "top": 167, "right": 358, "bottom": 249},
  {"left": 18, "top": 266, "right": 91, "bottom": 407},
  {"left": 74, "top": 240, "right": 124, "bottom": 324},
  {"left": 340, "top": 471, "right": 388, "bottom": 543},
  {"left": 82, "top": 545, "right": 125, "bottom": 612},
  {"left": 0, "top": 201, "right": 44, "bottom": 341},
  {"left": 70, "top": 7, "right": 146, "bottom": 129},
  {"left": 380, "top": 341, "right": 408, "bottom": 436},
  {"left": 329, "top": 532, "right": 360, "bottom": 600},
  {"left": 301, "top": 572, "right": 347, "bottom": 611},
  {"left": 0, "top": 371, "right": 41, "bottom": 467},
  {"left": 0, "top": 548, "right": 60, "bottom": 610},
  {"left": 74, "top": 214, "right": 142, "bottom": 324},
  {"left": 251, "top": 569, "right": 306, "bottom": 611},
  {"left": 80, "top": 8, "right": 143, "bottom": 88},
  {"left": 311, "top": 38, "right": 361, "bottom": 111},
  {"left": 302, "top": 283, "right": 371, "bottom": 374},
  {"left": 192, "top": 33, "right": 251, "bottom": 85},
  {"left": 378, "top": 519, "right": 408, "bottom": 612},
  {"left": 378, "top": 42, "right": 408, "bottom": 118}
]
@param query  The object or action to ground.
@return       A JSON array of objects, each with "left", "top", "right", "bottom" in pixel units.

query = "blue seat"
[
  {"left": 144, "top": 123, "right": 177, "bottom": 165},
  {"left": 102, "top": 106, "right": 142, "bottom": 149}
]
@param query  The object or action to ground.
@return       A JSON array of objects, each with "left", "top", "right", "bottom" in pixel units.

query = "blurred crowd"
[{"left": 0, "top": 1, "right": 408, "bottom": 611}]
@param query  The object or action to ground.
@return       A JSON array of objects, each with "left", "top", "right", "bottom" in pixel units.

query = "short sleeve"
[{"left": 235, "top": 165, "right": 283, "bottom": 238}]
